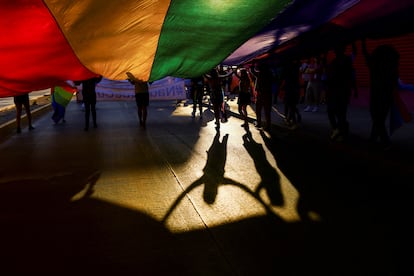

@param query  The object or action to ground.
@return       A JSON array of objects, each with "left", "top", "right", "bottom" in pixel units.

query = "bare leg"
[
  {"left": 15, "top": 103, "right": 22, "bottom": 133},
  {"left": 213, "top": 103, "right": 220, "bottom": 127},
  {"left": 137, "top": 105, "right": 143, "bottom": 126},
  {"left": 23, "top": 101, "right": 34, "bottom": 129},
  {"left": 142, "top": 106, "right": 147, "bottom": 128},
  {"left": 84, "top": 103, "right": 90, "bottom": 130},
  {"left": 91, "top": 103, "right": 97, "bottom": 128}
]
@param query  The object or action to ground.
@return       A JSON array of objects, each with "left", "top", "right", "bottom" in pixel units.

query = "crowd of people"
[
  {"left": 180, "top": 37, "right": 408, "bottom": 150},
  {"left": 11, "top": 38, "right": 409, "bottom": 150}
]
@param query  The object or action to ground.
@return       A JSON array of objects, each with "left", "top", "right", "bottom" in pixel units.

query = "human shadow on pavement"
[
  {"left": 0, "top": 170, "right": 100, "bottom": 211},
  {"left": 259, "top": 128, "right": 414, "bottom": 275},
  {"left": 161, "top": 131, "right": 279, "bottom": 224},
  {"left": 200, "top": 107, "right": 215, "bottom": 127},
  {"left": 0, "top": 170, "right": 197, "bottom": 275},
  {"left": 242, "top": 128, "right": 284, "bottom": 206},
  {"left": 259, "top": 129, "right": 333, "bottom": 221},
  {"left": 0, "top": 167, "right": 303, "bottom": 275}
]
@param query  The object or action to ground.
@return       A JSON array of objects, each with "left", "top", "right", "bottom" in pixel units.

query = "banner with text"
[{"left": 92, "top": 77, "right": 187, "bottom": 101}]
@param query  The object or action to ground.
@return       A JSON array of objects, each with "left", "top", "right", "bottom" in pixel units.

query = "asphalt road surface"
[{"left": 0, "top": 99, "right": 412, "bottom": 275}]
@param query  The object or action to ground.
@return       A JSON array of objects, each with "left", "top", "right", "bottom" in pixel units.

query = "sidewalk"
[
  {"left": 0, "top": 89, "right": 50, "bottom": 111},
  {"left": 0, "top": 94, "right": 52, "bottom": 142}
]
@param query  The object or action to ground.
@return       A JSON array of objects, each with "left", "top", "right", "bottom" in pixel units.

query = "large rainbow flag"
[
  {"left": 0, "top": 0, "right": 291, "bottom": 97},
  {"left": 2, "top": 0, "right": 414, "bottom": 98}
]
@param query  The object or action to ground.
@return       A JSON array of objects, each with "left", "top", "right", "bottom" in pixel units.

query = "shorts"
[
  {"left": 135, "top": 92, "right": 149, "bottom": 106},
  {"left": 14, "top": 94, "right": 29, "bottom": 104}
]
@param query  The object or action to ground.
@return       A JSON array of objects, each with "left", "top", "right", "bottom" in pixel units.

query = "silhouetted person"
[
  {"left": 234, "top": 68, "right": 252, "bottom": 127},
  {"left": 204, "top": 68, "right": 232, "bottom": 129},
  {"left": 303, "top": 56, "right": 322, "bottom": 112},
  {"left": 326, "top": 43, "right": 354, "bottom": 141},
  {"left": 281, "top": 58, "right": 301, "bottom": 129},
  {"left": 299, "top": 58, "right": 311, "bottom": 104},
  {"left": 127, "top": 72, "right": 149, "bottom": 129},
  {"left": 190, "top": 76, "right": 204, "bottom": 119},
  {"left": 14, "top": 93, "right": 34, "bottom": 133},
  {"left": 250, "top": 62, "right": 273, "bottom": 131},
  {"left": 362, "top": 39, "right": 399, "bottom": 148},
  {"left": 351, "top": 42, "right": 359, "bottom": 98},
  {"left": 80, "top": 76, "right": 102, "bottom": 131}
]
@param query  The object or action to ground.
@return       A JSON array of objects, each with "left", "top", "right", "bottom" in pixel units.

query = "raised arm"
[
  {"left": 126, "top": 72, "right": 138, "bottom": 84},
  {"left": 218, "top": 69, "right": 233, "bottom": 78},
  {"left": 233, "top": 68, "right": 242, "bottom": 80},
  {"left": 249, "top": 65, "right": 258, "bottom": 79}
]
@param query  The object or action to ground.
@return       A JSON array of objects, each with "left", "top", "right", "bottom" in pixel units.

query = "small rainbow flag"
[{"left": 51, "top": 85, "right": 76, "bottom": 123}]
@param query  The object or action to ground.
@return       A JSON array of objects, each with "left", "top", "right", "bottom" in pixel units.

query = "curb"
[{"left": 0, "top": 103, "right": 52, "bottom": 141}]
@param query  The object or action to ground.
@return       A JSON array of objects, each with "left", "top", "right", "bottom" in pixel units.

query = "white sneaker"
[
  {"left": 312, "top": 106, "right": 318, "bottom": 112},
  {"left": 330, "top": 129, "right": 340, "bottom": 140},
  {"left": 304, "top": 106, "right": 311, "bottom": 112},
  {"left": 289, "top": 124, "right": 298, "bottom": 130}
]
